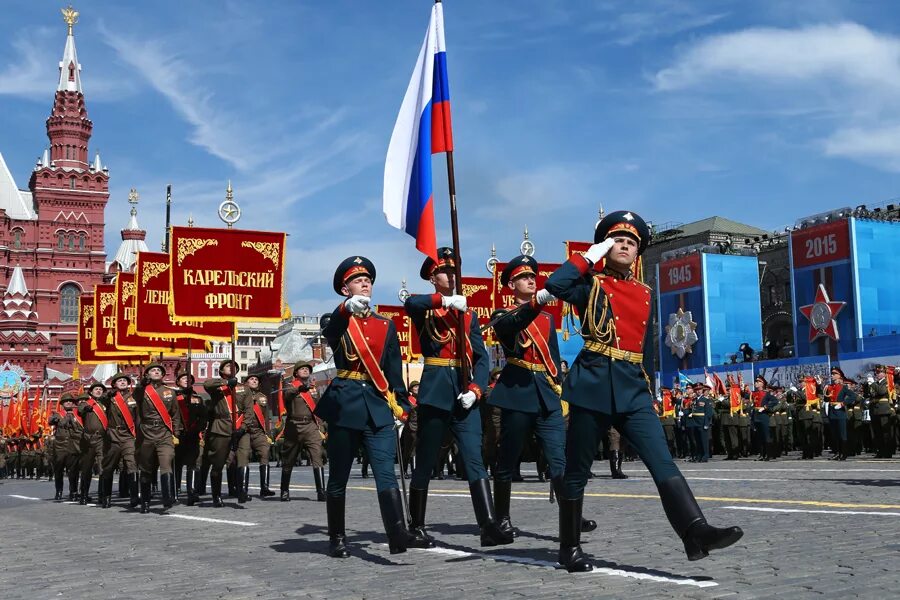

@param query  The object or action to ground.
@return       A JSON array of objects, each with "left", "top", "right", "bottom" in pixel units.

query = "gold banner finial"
[{"left": 62, "top": 6, "right": 79, "bottom": 35}]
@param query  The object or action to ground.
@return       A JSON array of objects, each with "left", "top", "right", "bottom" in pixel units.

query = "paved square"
[{"left": 1, "top": 456, "right": 898, "bottom": 599}]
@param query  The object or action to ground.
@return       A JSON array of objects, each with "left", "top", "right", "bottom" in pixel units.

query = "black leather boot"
[
  {"left": 160, "top": 473, "right": 174, "bottom": 509},
  {"left": 260, "top": 465, "right": 276, "bottom": 497},
  {"left": 378, "top": 488, "right": 415, "bottom": 554},
  {"left": 101, "top": 474, "right": 113, "bottom": 508},
  {"left": 211, "top": 471, "right": 224, "bottom": 507},
  {"left": 186, "top": 468, "right": 198, "bottom": 506},
  {"left": 151, "top": 472, "right": 159, "bottom": 497},
  {"left": 237, "top": 466, "right": 251, "bottom": 503},
  {"left": 326, "top": 495, "right": 350, "bottom": 558},
  {"left": 197, "top": 464, "right": 210, "bottom": 495},
  {"left": 469, "top": 478, "right": 514, "bottom": 547},
  {"left": 78, "top": 473, "right": 91, "bottom": 505},
  {"left": 615, "top": 451, "right": 628, "bottom": 479},
  {"left": 658, "top": 475, "right": 743, "bottom": 560},
  {"left": 313, "top": 467, "right": 326, "bottom": 502},
  {"left": 118, "top": 469, "right": 129, "bottom": 498},
  {"left": 54, "top": 469, "right": 64, "bottom": 501},
  {"left": 174, "top": 467, "right": 182, "bottom": 502},
  {"left": 280, "top": 468, "right": 292, "bottom": 501},
  {"left": 129, "top": 472, "right": 140, "bottom": 508},
  {"left": 558, "top": 493, "right": 592, "bottom": 572},
  {"left": 408, "top": 487, "right": 436, "bottom": 548},
  {"left": 493, "top": 479, "right": 518, "bottom": 537},
  {"left": 226, "top": 464, "right": 237, "bottom": 497},
  {"left": 139, "top": 474, "right": 152, "bottom": 514}
]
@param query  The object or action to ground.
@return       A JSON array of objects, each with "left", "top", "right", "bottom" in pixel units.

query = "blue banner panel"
[
  {"left": 657, "top": 262, "right": 707, "bottom": 378},
  {"left": 790, "top": 220, "right": 857, "bottom": 357},
  {"left": 851, "top": 219, "right": 900, "bottom": 339},
  {"left": 702, "top": 254, "right": 763, "bottom": 367}
]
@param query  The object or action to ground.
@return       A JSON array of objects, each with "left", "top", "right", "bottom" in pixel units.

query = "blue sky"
[{"left": 3, "top": 1, "right": 900, "bottom": 315}]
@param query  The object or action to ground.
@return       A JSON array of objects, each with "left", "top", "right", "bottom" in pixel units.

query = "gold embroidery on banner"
[
  {"left": 141, "top": 261, "right": 169, "bottom": 285},
  {"left": 462, "top": 283, "right": 488, "bottom": 296},
  {"left": 122, "top": 281, "right": 136, "bottom": 304},
  {"left": 241, "top": 241, "right": 280, "bottom": 266},
  {"left": 100, "top": 292, "right": 116, "bottom": 314},
  {"left": 177, "top": 238, "right": 219, "bottom": 266},
  {"left": 82, "top": 305, "right": 94, "bottom": 324}
]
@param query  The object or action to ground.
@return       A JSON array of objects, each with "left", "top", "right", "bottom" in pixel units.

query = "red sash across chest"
[
  {"left": 87, "top": 398, "right": 108, "bottom": 430},
  {"left": 292, "top": 380, "right": 318, "bottom": 414},
  {"left": 522, "top": 312, "right": 558, "bottom": 378},
  {"left": 346, "top": 316, "right": 391, "bottom": 393},
  {"left": 432, "top": 308, "right": 474, "bottom": 364},
  {"left": 598, "top": 276, "right": 651, "bottom": 353},
  {"left": 113, "top": 392, "right": 136, "bottom": 437},
  {"left": 752, "top": 390, "right": 766, "bottom": 408},
  {"left": 144, "top": 385, "right": 175, "bottom": 433}
]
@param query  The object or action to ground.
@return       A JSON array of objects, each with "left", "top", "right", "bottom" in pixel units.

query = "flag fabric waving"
[{"left": 383, "top": 2, "right": 452, "bottom": 261}]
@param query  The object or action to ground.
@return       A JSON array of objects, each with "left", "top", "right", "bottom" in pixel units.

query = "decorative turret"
[
  {"left": 108, "top": 188, "right": 149, "bottom": 274},
  {"left": 1, "top": 266, "right": 39, "bottom": 330}
]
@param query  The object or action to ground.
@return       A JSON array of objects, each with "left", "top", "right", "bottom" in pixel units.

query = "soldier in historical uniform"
[
  {"left": 825, "top": 367, "right": 858, "bottom": 460},
  {"left": 98, "top": 373, "right": 139, "bottom": 508},
  {"left": 48, "top": 392, "right": 75, "bottom": 500},
  {"left": 656, "top": 389, "right": 677, "bottom": 457},
  {"left": 683, "top": 386, "right": 699, "bottom": 461},
  {"left": 133, "top": 363, "right": 183, "bottom": 512},
  {"left": 404, "top": 247, "right": 512, "bottom": 549},
  {"left": 795, "top": 377, "right": 821, "bottom": 460},
  {"left": 545, "top": 210, "right": 742, "bottom": 572},
  {"left": 401, "top": 380, "right": 421, "bottom": 479},
  {"left": 173, "top": 371, "right": 205, "bottom": 505},
  {"left": 868, "top": 365, "right": 895, "bottom": 458},
  {"left": 67, "top": 393, "right": 89, "bottom": 499},
  {"left": 202, "top": 359, "right": 240, "bottom": 507},
  {"left": 314, "top": 256, "right": 414, "bottom": 557},
  {"left": 234, "top": 374, "right": 274, "bottom": 502},
  {"left": 77, "top": 382, "right": 110, "bottom": 505},
  {"left": 280, "top": 360, "right": 326, "bottom": 501},
  {"left": 694, "top": 383, "right": 715, "bottom": 462},
  {"left": 751, "top": 376, "right": 779, "bottom": 461},
  {"left": 488, "top": 254, "right": 597, "bottom": 536}
]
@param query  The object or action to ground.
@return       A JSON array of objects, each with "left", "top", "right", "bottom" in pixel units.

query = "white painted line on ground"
[
  {"left": 419, "top": 546, "right": 717, "bottom": 588},
  {"left": 722, "top": 506, "right": 900, "bottom": 517},
  {"left": 165, "top": 513, "right": 257, "bottom": 527},
  {"left": 7, "top": 494, "right": 41, "bottom": 500},
  {"left": 678, "top": 468, "right": 900, "bottom": 473}
]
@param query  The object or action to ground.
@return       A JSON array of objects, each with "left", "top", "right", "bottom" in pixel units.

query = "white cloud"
[{"left": 654, "top": 22, "right": 900, "bottom": 171}]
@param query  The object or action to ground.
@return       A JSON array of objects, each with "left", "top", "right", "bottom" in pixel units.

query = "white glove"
[
  {"left": 535, "top": 289, "right": 556, "bottom": 305},
  {"left": 344, "top": 295, "right": 370, "bottom": 315},
  {"left": 394, "top": 418, "right": 404, "bottom": 430},
  {"left": 441, "top": 294, "right": 467, "bottom": 311},
  {"left": 457, "top": 390, "right": 477, "bottom": 409},
  {"left": 789, "top": 386, "right": 798, "bottom": 393},
  {"left": 584, "top": 238, "right": 616, "bottom": 264},
  {"left": 867, "top": 375, "right": 875, "bottom": 385}
]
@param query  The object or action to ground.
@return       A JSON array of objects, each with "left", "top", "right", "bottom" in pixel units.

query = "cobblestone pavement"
[{"left": 1, "top": 455, "right": 898, "bottom": 599}]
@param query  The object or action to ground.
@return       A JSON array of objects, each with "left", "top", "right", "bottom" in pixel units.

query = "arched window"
[
  {"left": 68, "top": 233, "right": 76, "bottom": 250},
  {"left": 59, "top": 284, "right": 80, "bottom": 323},
  {"left": 69, "top": 177, "right": 76, "bottom": 190},
  {"left": 57, "top": 232, "right": 65, "bottom": 249},
  {"left": 198, "top": 363, "right": 208, "bottom": 379},
  {"left": 12, "top": 229, "right": 23, "bottom": 249},
  {"left": 78, "top": 233, "right": 86, "bottom": 250},
  {"left": 212, "top": 362, "right": 221, "bottom": 378}
]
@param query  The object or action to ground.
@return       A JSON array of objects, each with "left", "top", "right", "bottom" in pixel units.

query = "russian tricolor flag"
[{"left": 383, "top": 2, "right": 452, "bottom": 262}]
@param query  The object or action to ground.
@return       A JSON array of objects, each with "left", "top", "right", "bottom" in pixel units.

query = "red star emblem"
[{"left": 799, "top": 283, "right": 846, "bottom": 342}]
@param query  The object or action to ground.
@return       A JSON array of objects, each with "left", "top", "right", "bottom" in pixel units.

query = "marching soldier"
[
  {"left": 314, "top": 256, "right": 414, "bottom": 557},
  {"left": 691, "top": 384, "right": 713, "bottom": 462},
  {"left": 739, "top": 391, "right": 753, "bottom": 457},
  {"left": 825, "top": 367, "right": 858, "bottom": 460},
  {"left": 235, "top": 373, "right": 275, "bottom": 501},
  {"left": 607, "top": 427, "right": 629, "bottom": 477},
  {"left": 751, "top": 376, "right": 779, "bottom": 461},
  {"left": 657, "top": 389, "right": 677, "bottom": 457},
  {"left": 795, "top": 377, "right": 819, "bottom": 460},
  {"left": 279, "top": 360, "right": 326, "bottom": 502},
  {"left": 99, "top": 373, "right": 139, "bottom": 508},
  {"left": 488, "top": 254, "right": 597, "bottom": 536},
  {"left": 869, "top": 365, "right": 895, "bottom": 458},
  {"left": 545, "top": 210, "right": 742, "bottom": 572},
  {"left": 67, "top": 394, "right": 88, "bottom": 500},
  {"left": 78, "top": 382, "right": 110, "bottom": 505},
  {"left": 401, "top": 380, "right": 421, "bottom": 479},
  {"left": 48, "top": 392, "right": 76, "bottom": 500},
  {"left": 133, "top": 363, "right": 183, "bottom": 512},
  {"left": 404, "top": 247, "right": 512, "bottom": 549},
  {"left": 202, "top": 359, "right": 240, "bottom": 507},
  {"left": 683, "top": 386, "right": 698, "bottom": 461},
  {"left": 174, "top": 372, "right": 206, "bottom": 505}
]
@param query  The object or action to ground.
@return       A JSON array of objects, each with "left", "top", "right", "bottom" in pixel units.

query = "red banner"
[
  {"left": 461, "top": 276, "right": 495, "bottom": 344},
  {"left": 564, "top": 240, "right": 604, "bottom": 272},
  {"left": 491, "top": 262, "right": 564, "bottom": 331},
  {"left": 659, "top": 253, "right": 702, "bottom": 293},
  {"left": 791, "top": 219, "right": 851, "bottom": 269},
  {"left": 135, "top": 252, "right": 234, "bottom": 341},
  {"left": 169, "top": 226, "right": 287, "bottom": 322},
  {"left": 374, "top": 304, "right": 416, "bottom": 362},
  {"left": 115, "top": 272, "right": 197, "bottom": 354},
  {"left": 78, "top": 295, "right": 147, "bottom": 364}
]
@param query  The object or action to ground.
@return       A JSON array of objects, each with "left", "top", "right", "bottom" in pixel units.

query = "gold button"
[{"left": 615, "top": 316, "right": 620, "bottom": 320}]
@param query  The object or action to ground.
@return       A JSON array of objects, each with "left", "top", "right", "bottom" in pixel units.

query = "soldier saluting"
[
  {"left": 133, "top": 363, "right": 183, "bottom": 513},
  {"left": 403, "top": 247, "right": 512, "bottom": 549},
  {"left": 279, "top": 361, "right": 326, "bottom": 502},
  {"left": 235, "top": 374, "right": 275, "bottom": 502},
  {"left": 545, "top": 210, "right": 743, "bottom": 572},
  {"left": 313, "top": 256, "right": 414, "bottom": 558},
  {"left": 99, "top": 373, "right": 139, "bottom": 509},
  {"left": 202, "top": 359, "right": 240, "bottom": 507}
]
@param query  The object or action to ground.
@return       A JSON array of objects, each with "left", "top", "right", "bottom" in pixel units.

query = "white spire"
[
  {"left": 7, "top": 265, "right": 29, "bottom": 297},
  {"left": 92, "top": 152, "right": 102, "bottom": 171},
  {"left": 57, "top": 21, "right": 83, "bottom": 93}
]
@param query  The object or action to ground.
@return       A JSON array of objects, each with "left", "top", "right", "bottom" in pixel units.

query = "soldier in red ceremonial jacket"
[{"left": 546, "top": 210, "right": 743, "bottom": 572}]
